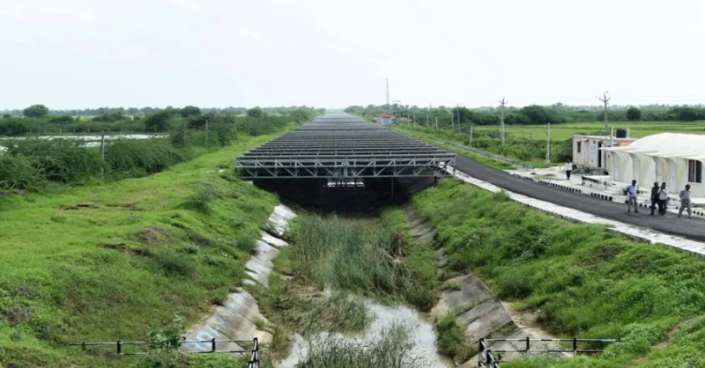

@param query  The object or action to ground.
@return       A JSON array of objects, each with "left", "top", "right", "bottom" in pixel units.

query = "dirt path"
[{"left": 625, "top": 318, "right": 695, "bottom": 368}]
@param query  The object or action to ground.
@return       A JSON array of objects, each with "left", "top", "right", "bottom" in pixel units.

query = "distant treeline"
[
  {"left": 0, "top": 105, "right": 322, "bottom": 136},
  {"left": 0, "top": 105, "right": 325, "bottom": 118},
  {"left": 0, "top": 108, "right": 311, "bottom": 196},
  {"left": 345, "top": 104, "right": 705, "bottom": 127}
]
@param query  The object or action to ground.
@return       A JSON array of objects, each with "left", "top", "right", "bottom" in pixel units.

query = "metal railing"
[
  {"left": 70, "top": 337, "right": 259, "bottom": 367},
  {"left": 477, "top": 337, "right": 619, "bottom": 367}
]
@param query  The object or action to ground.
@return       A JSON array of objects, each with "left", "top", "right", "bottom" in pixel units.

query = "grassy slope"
[
  {"left": 0, "top": 130, "right": 289, "bottom": 367},
  {"left": 414, "top": 180, "right": 705, "bottom": 367}
]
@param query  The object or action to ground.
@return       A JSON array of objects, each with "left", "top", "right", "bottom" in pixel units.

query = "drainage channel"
[{"left": 279, "top": 299, "right": 455, "bottom": 368}]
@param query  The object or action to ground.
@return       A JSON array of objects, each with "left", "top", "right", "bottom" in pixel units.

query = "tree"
[
  {"left": 288, "top": 108, "right": 316, "bottom": 124},
  {"left": 23, "top": 104, "right": 49, "bottom": 118},
  {"left": 247, "top": 107, "right": 264, "bottom": 119},
  {"left": 180, "top": 105, "right": 201, "bottom": 118},
  {"left": 92, "top": 111, "right": 125, "bottom": 123},
  {"left": 670, "top": 107, "right": 699, "bottom": 122},
  {"left": 519, "top": 105, "right": 562, "bottom": 125},
  {"left": 187, "top": 113, "right": 215, "bottom": 129},
  {"left": 143, "top": 110, "right": 176, "bottom": 131},
  {"left": 626, "top": 107, "right": 642, "bottom": 121},
  {"left": 49, "top": 115, "right": 75, "bottom": 124},
  {"left": 0, "top": 120, "right": 28, "bottom": 136}
]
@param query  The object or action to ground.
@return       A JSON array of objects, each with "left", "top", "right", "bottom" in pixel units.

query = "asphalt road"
[{"left": 451, "top": 153, "right": 705, "bottom": 242}]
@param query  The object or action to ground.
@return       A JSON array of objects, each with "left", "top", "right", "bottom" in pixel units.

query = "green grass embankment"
[
  {"left": 0, "top": 130, "right": 289, "bottom": 367},
  {"left": 414, "top": 179, "right": 705, "bottom": 367}
]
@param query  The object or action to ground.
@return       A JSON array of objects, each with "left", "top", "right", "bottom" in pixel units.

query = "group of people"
[
  {"left": 624, "top": 180, "right": 693, "bottom": 219},
  {"left": 563, "top": 161, "right": 694, "bottom": 219}
]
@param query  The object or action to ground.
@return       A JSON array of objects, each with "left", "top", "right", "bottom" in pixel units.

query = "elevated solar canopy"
[{"left": 235, "top": 113, "right": 456, "bottom": 179}]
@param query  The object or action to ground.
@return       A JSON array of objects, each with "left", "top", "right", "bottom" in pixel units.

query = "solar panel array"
[{"left": 235, "top": 113, "right": 456, "bottom": 179}]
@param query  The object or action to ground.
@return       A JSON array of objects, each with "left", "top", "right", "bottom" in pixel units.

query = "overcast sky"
[{"left": 1, "top": 0, "right": 704, "bottom": 110}]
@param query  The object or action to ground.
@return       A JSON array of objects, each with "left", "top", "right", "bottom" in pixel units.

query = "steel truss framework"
[{"left": 235, "top": 114, "right": 456, "bottom": 179}]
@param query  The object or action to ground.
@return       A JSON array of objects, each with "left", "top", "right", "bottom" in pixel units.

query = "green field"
[
  {"left": 472, "top": 121, "right": 705, "bottom": 140},
  {"left": 0, "top": 130, "right": 289, "bottom": 367}
]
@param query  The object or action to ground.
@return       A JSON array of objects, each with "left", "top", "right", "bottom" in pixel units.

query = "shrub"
[
  {"left": 8, "top": 139, "right": 107, "bottom": 183},
  {"left": 151, "top": 249, "right": 195, "bottom": 277},
  {"left": 435, "top": 314, "right": 475, "bottom": 361},
  {"left": 0, "top": 155, "right": 41, "bottom": 193},
  {"left": 187, "top": 183, "right": 225, "bottom": 213},
  {"left": 299, "top": 325, "right": 428, "bottom": 368}
]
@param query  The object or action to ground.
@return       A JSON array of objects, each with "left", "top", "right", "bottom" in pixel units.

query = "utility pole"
[
  {"left": 435, "top": 117, "right": 438, "bottom": 129},
  {"left": 205, "top": 119, "right": 209, "bottom": 145},
  {"left": 469, "top": 123, "right": 474, "bottom": 146},
  {"left": 499, "top": 97, "right": 508, "bottom": 144},
  {"left": 426, "top": 105, "right": 430, "bottom": 127},
  {"left": 545, "top": 122, "right": 551, "bottom": 164},
  {"left": 456, "top": 105, "right": 460, "bottom": 134},
  {"left": 386, "top": 78, "right": 390, "bottom": 113},
  {"left": 100, "top": 130, "right": 106, "bottom": 177},
  {"left": 100, "top": 130, "right": 106, "bottom": 160},
  {"left": 598, "top": 91, "right": 611, "bottom": 136}
]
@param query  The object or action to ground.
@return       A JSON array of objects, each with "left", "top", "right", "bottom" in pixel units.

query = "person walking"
[
  {"left": 679, "top": 184, "right": 692, "bottom": 219},
  {"left": 565, "top": 161, "right": 573, "bottom": 180},
  {"left": 626, "top": 180, "right": 639, "bottom": 213},
  {"left": 650, "top": 182, "right": 659, "bottom": 215},
  {"left": 658, "top": 182, "right": 668, "bottom": 215}
]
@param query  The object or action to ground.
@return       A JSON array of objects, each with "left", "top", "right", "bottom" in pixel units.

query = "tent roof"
[{"left": 614, "top": 133, "right": 705, "bottom": 158}]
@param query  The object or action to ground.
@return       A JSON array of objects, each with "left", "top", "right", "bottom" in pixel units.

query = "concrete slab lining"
[{"left": 183, "top": 205, "right": 296, "bottom": 355}]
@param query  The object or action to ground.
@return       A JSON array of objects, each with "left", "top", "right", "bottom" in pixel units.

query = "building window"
[
  {"left": 688, "top": 160, "right": 702, "bottom": 183},
  {"left": 577, "top": 142, "right": 582, "bottom": 153}
]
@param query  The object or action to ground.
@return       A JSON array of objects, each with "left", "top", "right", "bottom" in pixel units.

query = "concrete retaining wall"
[{"left": 183, "top": 205, "right": 297, "bottom": 353}]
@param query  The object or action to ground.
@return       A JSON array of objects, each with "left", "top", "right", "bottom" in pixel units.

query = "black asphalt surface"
[{"left": 450, "top": 153, "right": 705, "bottom": 242}]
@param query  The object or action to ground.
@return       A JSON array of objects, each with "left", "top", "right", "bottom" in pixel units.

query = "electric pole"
[
  {"left": 426, "top": 105, "right": 430, "bottom": 127},
  {"left": 469, "top": 123, "right": 474, "bottom": 146},
  {"left": 499, "top": 97, "right": 508, "bottom": 144},
  {"left": 456, "top": 105, "right": 460, "bottom": 134},
  {"left": 386, "top": 78, "right": 390, "bottom": 113},
  {"left": 435, "top": 117, "right": 438, "bottom": 129},
  {"left": 598, "top": 91, "right": 611, "bottom": 136},
  {"left": 546, "top": 122, "right": 551, "bottom": 164}
]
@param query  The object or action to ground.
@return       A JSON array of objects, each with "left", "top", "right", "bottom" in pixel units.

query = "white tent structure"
[{"left": 601, "top": 133, "right": 705, "bottom": 197}]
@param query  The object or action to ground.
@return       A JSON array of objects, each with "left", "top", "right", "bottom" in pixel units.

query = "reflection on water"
[
  {"left": 279, "top": 299, "right": 455, "bottom": 368},
  {"left": 5, "top": 134, "right": 166, "bottom": 141},
  {"left": 0, "top": 134, "right": 167, "bottom": 153}
]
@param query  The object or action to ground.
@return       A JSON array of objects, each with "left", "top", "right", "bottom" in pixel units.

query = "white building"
[
  {"left": 572, "top": 134, "right": 635, "bottom": 173},
  {"left": 601, "top": 133, "right": 705, "bottom": 197}
]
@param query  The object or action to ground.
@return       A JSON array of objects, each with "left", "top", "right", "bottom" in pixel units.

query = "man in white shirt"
[
  {"left": 658, "top": 182, "right": 668, "bottom": 215},
  {"left": 565, "top": 161, "right": 573, "bottom": 180},
  {"left": 679, "top": 184, "right": 692, "bottom": 219},
  {"left": 626, "top": 180, "right": 639, "bottom": 213}
]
